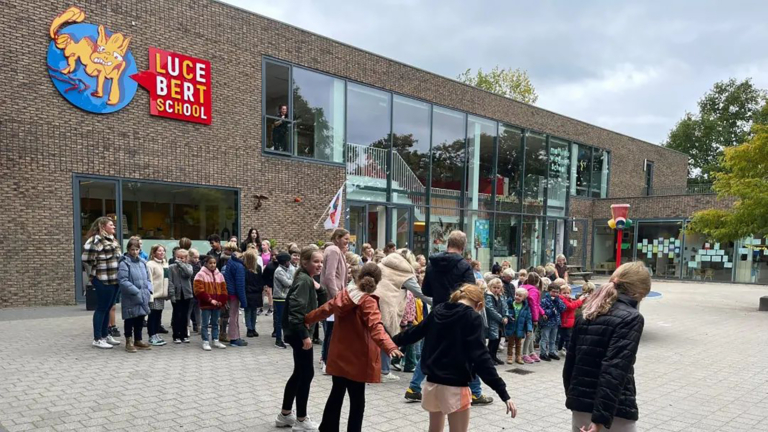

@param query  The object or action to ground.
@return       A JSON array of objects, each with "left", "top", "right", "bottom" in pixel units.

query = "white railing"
[{"left": 346, "top": 143, "right": 388, "bottom": 180}]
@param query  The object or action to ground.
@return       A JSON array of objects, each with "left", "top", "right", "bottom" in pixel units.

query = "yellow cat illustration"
[{"left": 49, "top": 7, "right": 131, "bottom": 105}]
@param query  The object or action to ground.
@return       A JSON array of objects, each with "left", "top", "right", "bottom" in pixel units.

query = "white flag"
[{"left": 323, "top": 185, "right": 344, "bottom": 230}]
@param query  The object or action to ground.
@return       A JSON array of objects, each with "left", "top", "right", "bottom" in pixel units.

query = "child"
[
  {"left": 261, "top": 239, "right": 274, "bottom": 315},
  {"left": 484, "top": 278, "right": 508, "bottom": 365},
  {"left": 276, "top": 247, "right": 328, "bottom": 430},
  {"left": 558, "top": 283, "right": 584, "bottom": 355},
  {"left": 471, "top": 260, "right": 483, "bottom": 283},
  {"left": 168, "top": 248, "right": 193, "bottom": 344},
  {"left": 117, "top": 237, "right": 152, "bottom": 353},
  {"left": 392, "top": 290, "right": 417, "bottom": 372},
  {"left": 539, "top": 282, "right": 566, "bottom": 361},
  {"left": 392, "top": 284, "right": 517, "bottom": 432},
  {"left": 272, "top": 252, "right": 295, "bottom": 349},
  {"left": 222, "top": 242, "right": 248, "bottom": 347},
  {"left": 188, "top": 248, "right": 202, "bottom": 333},
  {"left": 505, "top": 288, "right": 533, "bottom": 364},
  {"left": 193, "top": 256, "right": 228, "bottom": 351},
  {"left": 146, "top": 244, "right": 170, "bottom": 347},
  {"left": 520, "top": 273, "right": 544, "bottom": 362},
  {"left": 513, "top": 269, "right": 527, "bottom": 289},
  {"left": 243, "top": 249, "right": 264, "bottom": 338},
  {"left": 217, "top": 253, "right": 231, "bottom": 342},
  {"left": 304, "top": 263, "right": 403, "bottom": 432}
]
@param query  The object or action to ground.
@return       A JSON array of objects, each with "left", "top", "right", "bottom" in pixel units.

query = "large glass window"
[
  {"left": 392, "top": 96, "right": 431, "bottom": 207},
  {"left": 466, "top": 116, "right": 496, "bottom": 211},
  {"left": 571, "top": 143, "right": 591, "bottom": 197},
  {"left": 494, "top": 214, "right": 520, "bottom": 270},
  {"left": 347, "top": 83, "right": 391, "bottom": 148},
  {"left": 496, "top": 125, "right": 523, "bottom": 213},
  {"left": 264, "top": 61, "right": 292, "bottom": 154},
  {"left": 292, "top": 67, "right": 345, "bottom": 163},
  {"left": 523, "top": 133, "right": 547, "bottom": 215},
  {"left": 591, "top": 149, "right": 607, "bottom": 198},
  {"left": 121, "top": 181, "right": 239, "bottom": 254},
  {"left": 682, "top": 232, "right": 734, "bottom": 282},
  {"left": 548, "top": 138, "right": 570, "bottom": 216},
  {"left": 734, "top": 236, "right": 768, "bottom": 284},
  {"left": 636, "top": 221, "right": 683, "bottom": 278},
  {"left": 465, "top": 211, "right": 492, "bottom": 269},
  {"left": 592, "top": 221, "right": 635, "bottom": 274},
  {"left": 430, "top": 107, "right": 465, "bottom": 209},
  {"left": 429, "top": 207, "right": 461, "bottom": 254},
  {"left": 520, "top": 216, "right": 543, "bottom": 269}
]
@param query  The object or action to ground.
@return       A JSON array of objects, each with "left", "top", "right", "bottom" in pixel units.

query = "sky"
[{"left": 222, "top": 0, "right": 768, "bottom": 145}]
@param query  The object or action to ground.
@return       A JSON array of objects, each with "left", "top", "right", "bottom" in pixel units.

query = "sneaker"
[
  {"left": 404, "top": 388, "right": 422, "bottom": 402},
  {"left": 540, "top": 353, "right": 551, "bottom": 361},
  {"left": 381, "top": 373, "right": 400, "bottom": 382},
  {"left": 157, "top": 335, "right": 166, "bottom": 342},
  {"left": 109, "top": 326, "right": 121, "bottom": 337},
  {"left": 149, "top": 335, "right": 166, "bottom": 346},
  {"left": 403, "top": 367, "right": 415, "bottom": 373},
  {"left": 257, "top": 308, "right": 264, "bottom": 316},
  {"left": 522, "top": 355, "right": 534, "bottom": 364},
  {"left": 230, "top": 338, "right": 248, "bottom": 347},
  {"left": 530, "top": 353, "right": 541, "bottom": 363},
  {"left": 275, "top": 411, "right": 296, "bottom": 428},
  {"left": 253, "top": 330, "right": 259, "bottom": 337},
  {"left": 549, "top": 353, "right": 561, "bottom": 361},
  {"left": 202, "top": 341, "right": 211, "bottom": 351},
  {"left": 173, "top": 339, "right": 182, "bottom": 344},
  {"left": 471, "top": 394, "right": 494, "bottom": 405},
  {"left": 183, "top": 338, "right": 190, "bottom": 344},
  {"left": 272, "top": 331, "right": 277, "bottom": 338},
  {"left": 291, "top": 416, "right": 319, "bottom": 431},
  {"left": 322, "top": 362, "right": 328, "bottom": 375},
  {"left": 158, "top": 325, "right": 169, "bottom": 334},
  {"left": 213, "top": 340, "right": 227, "bottom": 349},
  {"left": 246, "top": 329, "right": 255, "bottom": 338},
  {"left": 275, "top": 340, "right": 287, "bottom": 349},
  {"left": 105, "top": 335, "right": 121, "bottom": 346},
  {"left": 92, "top": 339, "right": 112, "bottom": 349},
  {"left": 391, "top": 362, "right": 403, "bottom": 372},
  {"left": 312, "top": 338, "right": 322, "bottom": 345},
  {"left": 492, "top": 357, "right": 504, "bottom": 366},
  {"left": 266, "top": 308, "right": 273, "bottom": 316}
]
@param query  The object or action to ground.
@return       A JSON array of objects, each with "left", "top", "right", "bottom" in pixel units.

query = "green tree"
[
  {"left": 687, "top": 124, "right": 768, "bottom": 242},
  {"left": 457, "top": 66, "right": 538, "bottom": 104},
  {"left": 663, "top": 78, "right": 767, "bottom": 182}
]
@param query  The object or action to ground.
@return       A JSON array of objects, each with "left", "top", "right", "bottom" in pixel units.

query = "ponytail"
[
  {"left": 581, "top": 281, "right": 618, "bottom": 320},
  {"left": 449, "top": 283, "right": 485, "bottom": 308},
  {"left": 582, "top": 261, "right": 651, "bottom": 320}
]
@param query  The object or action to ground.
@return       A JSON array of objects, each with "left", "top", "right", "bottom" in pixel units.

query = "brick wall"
[{"left": 0, "top": 0, "right": 689, "bottom": 306}]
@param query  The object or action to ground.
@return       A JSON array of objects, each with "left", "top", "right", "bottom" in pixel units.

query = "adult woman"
[
  {"left": 319, "top": 228, "right": 350, "bottom": 372},
  {"left": 276, "top": 246, "right": 327, "bottom": 430},
  {"left": 272, "top": 105, "right": 289, "bottom": 152},
  {"left": 241, "top": 228, "right": 262, "bottom": 254},
  {"left": 82, "top": 217, "right": 123, "bottom": 349},
  {"left": 563, "top": 261, "right": 650, "bottom": 432},
  {"left": 146, "top": 244, "right": 170, "bottom": 346},
  {"left": 556, "top": 254, "right": 570, "bottom": 284}
]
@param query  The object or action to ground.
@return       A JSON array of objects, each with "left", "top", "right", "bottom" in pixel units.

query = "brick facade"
[{"left": 0, "top": 0, "right": 694, "bottom": 306}]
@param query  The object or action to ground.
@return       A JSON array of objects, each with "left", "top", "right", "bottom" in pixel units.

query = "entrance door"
[
  {"left": 391, "top": 205, "right": 413, "bottom": 250},
  {"left": 74, "top": 177, "right": 121, "bottom": 302},
  {"left": 347, "top": 202, "right": 413, "bottom": 252},
  {"left": 347, "top": 204, "right": 366, "bottom": 255}
]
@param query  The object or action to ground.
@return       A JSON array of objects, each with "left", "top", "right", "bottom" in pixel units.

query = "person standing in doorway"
[
  {"left": 319, "top": 228, "right": 350, "bottom": 374},
  {"left": 82, "top": 216, "right": 122, "bottom": 349}
]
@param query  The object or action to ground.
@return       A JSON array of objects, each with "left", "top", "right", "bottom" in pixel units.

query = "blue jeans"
[
  {"left": 408, "top": 358, "right": 482, "bottom": 398},
  {"left": 540, "top": 325, "right": 558, "bottom": 355},
  {"left": 322, "top": 320, "right": 335, "bottom": 363},
  {"left": 92, "top": 278, "right": 119, "bottom": 341},
  {"left": 381, "top": 349, "right": 390, "bottom": 374},
  {"left": 244, "top": 307, "right": 258, "bottom": 331},
  {"left": 273, "top": 300, "right": 285, "bottom": 341},
  {"left": 201, "top": 309, "right": 221, "bottom": 342}
]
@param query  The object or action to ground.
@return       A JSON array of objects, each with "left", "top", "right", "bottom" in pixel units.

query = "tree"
[
  {"left": 457, "top": 66, "right": 538, "bottom": 104},
  {"left": 663, "top": 78, "right": 767, "bottom": 182},
  {"left": 686, "top": 124, "right": 768, "bottom": 242}
]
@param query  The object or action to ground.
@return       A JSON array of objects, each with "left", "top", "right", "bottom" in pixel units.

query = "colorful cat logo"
[{"left": 47, "top": 7, "right": 138, "bottom": 114}]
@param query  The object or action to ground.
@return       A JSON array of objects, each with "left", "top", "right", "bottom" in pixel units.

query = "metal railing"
[{"left": 644, "top": 183, "right": 714, "bottom": 196}]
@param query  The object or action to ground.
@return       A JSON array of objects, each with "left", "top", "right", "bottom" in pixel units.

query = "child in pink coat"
[{"left": 520, "top": 273, "right": 545, "bottom": 363}]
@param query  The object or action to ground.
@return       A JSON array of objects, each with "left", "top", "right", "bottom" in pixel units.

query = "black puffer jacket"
[
  {"left": 422, "top": 252, "right": 475, "bottom": 306},
  {"left": 563, "top": 294, "right": 644, "bottom": 429}
]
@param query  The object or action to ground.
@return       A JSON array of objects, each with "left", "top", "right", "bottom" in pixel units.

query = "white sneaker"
[
  {"left": 381, "top": 372, "right": 400, "bottom": 382},
  {"left": 183, "top": 338, "right": 190, "bottom": 344},
  {"left": 322, "top": 362, "right": 328, "bottom": 375},
  {"left": 275, "top": 411, "right": 297, "bottom": 428},
  {"left": 106, "top": 335, "right": 121, "bottom": 345},
  {"left": 202, "top": 341, "right": 211, "bottom": 351},
  {"left": 173, "top": 339, "right": 182, "bottom": 344},
  {"left": 92, "top": 339, "right": 113, "bottom": 349},
  {"left": 213, "top": 340, "right": 227, "bottom": 349},
  {"left": 291, "top": 416, "right": 319, "bottom": 431}
]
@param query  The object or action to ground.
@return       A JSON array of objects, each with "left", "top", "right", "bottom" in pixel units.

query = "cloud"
[{"left": 221, "top": 0, "right": 768, "bottom": 145}]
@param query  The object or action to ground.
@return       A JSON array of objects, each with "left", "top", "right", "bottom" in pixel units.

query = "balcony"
[{"left": 643, "top": 183, "right": 714, "bottom": 197}]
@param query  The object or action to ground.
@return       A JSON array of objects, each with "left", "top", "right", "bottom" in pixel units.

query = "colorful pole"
[{"left": 616, "top": 228, "right": 623, "bottom": 268}]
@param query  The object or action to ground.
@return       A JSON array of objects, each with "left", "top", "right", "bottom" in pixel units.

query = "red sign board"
[{"left": 131, "top": 48, "right": 211, "bottom": 125}]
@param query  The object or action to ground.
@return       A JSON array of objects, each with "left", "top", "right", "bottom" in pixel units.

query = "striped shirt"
[{"left": 82, "top": 234, "right": 122, "bottom": 285}]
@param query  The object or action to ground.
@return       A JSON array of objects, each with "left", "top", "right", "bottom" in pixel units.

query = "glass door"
[
  {"left": 74, "top": 177, "right": 121, "bottom": 303},
  {"left": 391, "top": 205, "right": 413, "bottom": 250},
  {"left": 347, "top": 204, "right": 366, "bottom": 255}
]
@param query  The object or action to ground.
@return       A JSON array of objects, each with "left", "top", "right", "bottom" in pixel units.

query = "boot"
[
  {"left": 134, "top": 339, "right": 151, "bottom": 350},
  {"left": 125, "top": 337, "right": 137, "bottom": 353},
  {"left": 507, "top": 342, "right": 515, "bottom": 364},
  {"left": 514, "top": 337, "right": 523, "bottom": 363}
]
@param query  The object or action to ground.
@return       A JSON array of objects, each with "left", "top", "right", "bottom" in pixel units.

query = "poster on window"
[{"left": 474, "top": 219, "right": 490, "bottom": 249}]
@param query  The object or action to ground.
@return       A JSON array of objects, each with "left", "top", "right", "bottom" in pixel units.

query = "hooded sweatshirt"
[
  {"left": 522, "top": 283, "right": 546, "bottom": 323},
  {"left": 422, "top": 252, "right": 475, "bottom": 306},
  {"left": 373, "top": 253, "right": 416, "bottom": 336},
  {"left": 392, "top": 302, "right": 510, "bottom": 402}
]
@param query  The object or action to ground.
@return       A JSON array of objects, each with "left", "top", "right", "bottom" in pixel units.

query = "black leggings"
[
  {"left": 282, "top": 337, "right": 315, "bottom": 418},
  {"left": 171, "top": 298, "right": 191, "bottom": 340},
  {"left": 124, "top": 316, "right": 145, "bottom": 341},
  {"left": 488, "top": 338, "right": 501, "bottom": 359},
  {"left": 319, "top": 376, "right": 366, "bottom": 432},
  {"left": 147, "top": 309, "right": 163, "bottom": 336}
]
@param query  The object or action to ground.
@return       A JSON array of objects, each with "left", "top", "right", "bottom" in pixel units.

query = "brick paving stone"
[{"left": 1, "top": 279, "right": 768, "bottom": 431}]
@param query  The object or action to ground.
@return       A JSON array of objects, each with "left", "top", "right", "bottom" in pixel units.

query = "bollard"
[{"left": 759, "top": 296, "right": 768, "bottom": 312}]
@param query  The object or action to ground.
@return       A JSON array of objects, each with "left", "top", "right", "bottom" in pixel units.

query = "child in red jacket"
[{"left": 557, "top": 282, "right": 584, "bottom": 354}]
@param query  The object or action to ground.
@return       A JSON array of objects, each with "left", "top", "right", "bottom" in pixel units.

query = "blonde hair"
[
  {"left": 224, "top": 241, "right": 240, "bottom": 253},
  {"left": 188, "top": 248, "right": 199, "bottom": 258},
  {"left": 515, "top": 287, "right": 529, "bottom": 298},
  {"left": 398, "top": 248, "right": 418, "bottom": 271},
  {"left": 483, "top": 272, "right": 496, "bottom": 283},
  {"left": 345, "top": 252, "right": 361, "bottom": 280},
  {"left": 372, "top": 250, "right": 385, "bottom": 264},
  {"left": 502, "top": 268, "right": 515, "bottom": 278},
  {"left": 447, "top": 230, "right": 467, "bottom": 251},
  {"left": 581, "top": 282, "right": 596, "bottom": 295},
  {"left": 243, "top": 249, "right": 260, "bottom": 273},
  {"left": 518, "top": 269, "right": 528, "bottom": 278},
  {"left": 470, "top": 260, "right": 481, "bottom": 270},
  {"left": 487, "top": 278, "right": 503, "bottom": 292},
  {"left": 544, "top": 264, "right": 556, "bottom": 275},
  {"left": 551, "top": 278, "right": 566, "bottom": 289},
  {"left": 175, "top": 248, "right": 189, "bottom": 259},
  {"left": 556, "top": 254, "right": 567, "bottom": 264},
  {"left": 535, "top": 266, "right": 546, "bottom": 277},
  {"left": 541, "top": 277, "right": 551, "bottom": 290},
  {"left": 561, "top": 285, "right": 572, "bottom": 295},
  {"left": 582, "top": 262, "right": 651, "bottom": 320},
  {"left": 449, "top": 283, "right": 484, "bottom": 308}
]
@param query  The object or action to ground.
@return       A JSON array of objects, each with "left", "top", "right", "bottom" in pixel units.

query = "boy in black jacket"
[{"left": 393, "top": 283, "right": 517, "bottom": 431}]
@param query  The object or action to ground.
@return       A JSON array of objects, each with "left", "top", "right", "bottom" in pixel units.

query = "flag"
[{"left": 324, "top": 185, "right": 345, "bottom": 230}]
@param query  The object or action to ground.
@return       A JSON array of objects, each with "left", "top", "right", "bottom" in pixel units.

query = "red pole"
[{"left": 616, "top": 228, "right": 623, "bottom": 268}]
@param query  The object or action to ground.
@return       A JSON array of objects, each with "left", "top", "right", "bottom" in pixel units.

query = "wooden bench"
[{"left": 569, "top": 271, "right": 593, "bottom": 282}]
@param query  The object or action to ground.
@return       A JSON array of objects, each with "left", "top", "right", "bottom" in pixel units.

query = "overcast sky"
[{"left": 222, "top": 0, "right": 768, "bottom": 144}]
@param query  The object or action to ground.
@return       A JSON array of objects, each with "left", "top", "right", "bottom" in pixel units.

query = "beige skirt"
[{"left": 422, "top": 382, "right": 472, "bottom": 415}]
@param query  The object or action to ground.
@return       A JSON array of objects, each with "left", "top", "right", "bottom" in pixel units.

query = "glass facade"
[
  {"left": 523, "top": 133, "right": 547, "bottom": 215},
  {"left": 293, "top": 67, "right": 345, "bottom": 162},
  {"left": 496, "top": 125, "right": 523, "bottom": 213}
]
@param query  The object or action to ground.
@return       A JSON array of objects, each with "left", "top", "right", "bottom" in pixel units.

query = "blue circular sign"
[{"left": 47, "top": 22, "right": 138, "bottom": 114}]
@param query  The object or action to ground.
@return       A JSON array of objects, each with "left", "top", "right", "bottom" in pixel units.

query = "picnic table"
[{"left": 565, "top": 264, "right": 593, "bottom": 282}]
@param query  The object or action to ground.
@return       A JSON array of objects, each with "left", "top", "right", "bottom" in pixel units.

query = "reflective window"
[
  {"left": 734, "top": 236, "right": 768, "bottom": 284},
  {"left": 636, "top": 221, "right": 683, "bottom": 278},
  {"left": 592, "top": 222, "right": 634, "bottom": 274},
  {"left": 571, "top": 144, "right": 591, "bottom": 197},
  {"left": 682, "top": 232, "right": 734, "bottom": 282},
  {"left": 521, "top": 216, "right": 543, "bottom": 269},
  {"left": 293, "top": 67, "right": 345, "bottom": 163},
  {"left": 264, "top": 61, "right": 292, "bottom": 154},
  {"left": 523, "top": 133, "right": 547, "bottom": 215},
  {"left": 466, "top": 116, "right": 496, "bottom": 210},
  {"left": 465, "top": 210, "right": 492, "bottom": 269},
  {"left": 431, "top": 107, "right": 465, "bottom": 209},
  {"left": 392, "top": 96, "right": 431, "bottom": 207},
  {"left": 347, "top": 83, "right": 391, "bottom": 148},
  {"left": 591, "top": 149, "right": 606, "bottom": 198},
  {"left": 429, "top": 207, "right": 461, "bottom": 254},
  {"left": 496, "top": 125, "right": 523, "bottom": 213},
  {"left": 548, "top": 138, "right": 570, "bottom": 216},
  {"left": 493, "top": 214, "right": 520, "bottom": 270}
]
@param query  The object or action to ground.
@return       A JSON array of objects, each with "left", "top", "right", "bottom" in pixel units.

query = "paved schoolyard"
[{"left": 1, "top": 280, "right": 768, "bottom": 432}]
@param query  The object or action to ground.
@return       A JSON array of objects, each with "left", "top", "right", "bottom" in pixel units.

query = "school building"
[{"left": 2, "top": 0, "right": 766, "bottom": 307}]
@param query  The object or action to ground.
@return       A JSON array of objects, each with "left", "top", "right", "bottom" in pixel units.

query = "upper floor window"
[{"left": 569, "top": 143, "right": 609, "bottom": 198}]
